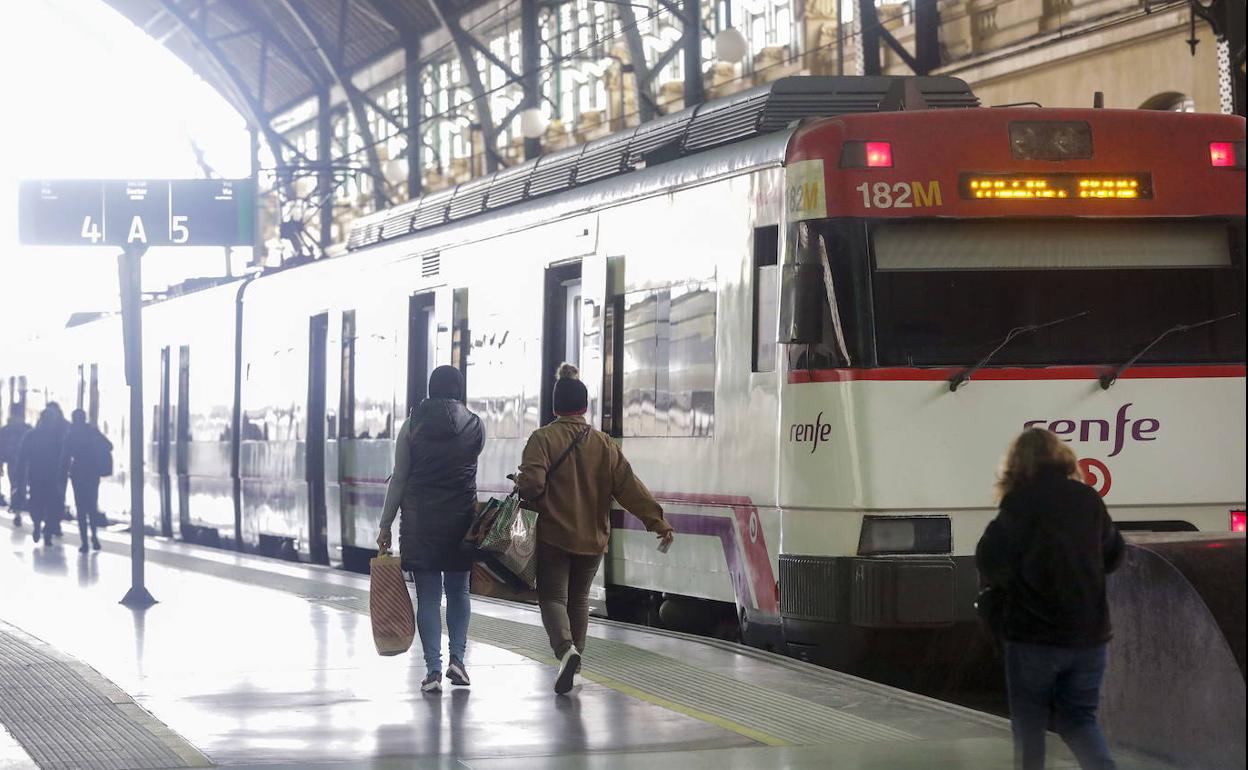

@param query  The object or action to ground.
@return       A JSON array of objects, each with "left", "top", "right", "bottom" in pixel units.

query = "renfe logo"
[
  {"left": 1024, "top": 403, "right": 1158, "bottom": 458},
  {"left": 791, "top": 411, "right": 832, "bottom": 453}
]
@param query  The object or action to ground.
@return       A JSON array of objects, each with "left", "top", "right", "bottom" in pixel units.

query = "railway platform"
[{"left": 0, "top": 516, "right": 1173, "bottom": 770}]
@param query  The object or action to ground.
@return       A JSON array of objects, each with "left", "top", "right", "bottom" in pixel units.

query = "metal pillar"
[
  {"left": 859, "top": 0, "right": 882, "bottom": 76},
  {"left": 618, "top": 2, "right": 658, "bottom": 123},
  {"left": 317, "top": 90, "right": 334, "bottom": 252},
  {"left": 914, "top": 0, "right": 941, "bottom": 74},
  {"left": 521, "top": 0, "right": 542, "bottom": 160},
  {"left": 404, "top": 38, "right": 423, "bottom": 198},
  {"left": 682, "top": 0, "right": 704, "bottom": 108},
  {"left": 118, "top": 244, "right": 155, "bottom": 609}
]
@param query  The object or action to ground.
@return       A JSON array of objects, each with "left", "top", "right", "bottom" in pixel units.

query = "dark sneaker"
[
  {"left": 421, "top": 671, "right": 442, "bottom": 694},
  {"left": 446, "top": 657, "right": 470, "bottom": 687},
  {"left": 91, "top": 536, "right": 101, "bottom": 551},
  {"left": 12, "top": 513, "right": 20, "bottom": 528},
  {"left": 554, "top": 647, "right": 581, "bottom": 695},
  {"left": 79, "top": 542, "right": 89, "bottom": 554}
]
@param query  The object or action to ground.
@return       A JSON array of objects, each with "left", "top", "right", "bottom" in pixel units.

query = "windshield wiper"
[
  {"left": 948, "top": 310, "right": 1090, "bottom": 392},
  {"left": 1099, "top": 312, "right": 1240, "bottom": 389}
]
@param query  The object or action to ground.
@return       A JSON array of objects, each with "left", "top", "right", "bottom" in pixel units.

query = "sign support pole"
[{"left": 118, "top": 243, "right": 156, "bottom": 609}]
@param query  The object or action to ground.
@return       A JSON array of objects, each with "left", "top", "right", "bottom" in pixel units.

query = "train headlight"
[
  {"left": 857, "top": 516, "right": 952, "bottom": 556},
  {"left": 1008, "top": 121, "right": 1093, "bottom": 160}
]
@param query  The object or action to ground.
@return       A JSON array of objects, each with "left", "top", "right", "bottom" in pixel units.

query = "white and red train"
[{"left": 5, "top": 77, "right": 1244, "bottom": 684}]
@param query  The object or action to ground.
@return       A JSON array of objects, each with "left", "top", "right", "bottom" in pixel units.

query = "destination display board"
[{"left": 18, "top": 178, "right": 255, "bottom": 246}]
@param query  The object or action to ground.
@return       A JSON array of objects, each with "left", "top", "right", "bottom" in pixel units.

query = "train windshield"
[{"left": 791, "top": 218, "right": 1246, "bottom": 369}]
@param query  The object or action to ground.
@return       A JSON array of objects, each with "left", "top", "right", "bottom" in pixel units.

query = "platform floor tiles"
[{"left": 0, "top": 517, "right": 1173, "bottom": 769}]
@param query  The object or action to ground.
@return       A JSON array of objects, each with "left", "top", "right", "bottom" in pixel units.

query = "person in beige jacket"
[{"left": 515, "top": 363, "right": 675, "bottom": 694}]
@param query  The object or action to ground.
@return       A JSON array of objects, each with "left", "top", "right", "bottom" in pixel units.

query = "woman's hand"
[{"left": 377, "top": 529, "right": 392, "bottom": 553}]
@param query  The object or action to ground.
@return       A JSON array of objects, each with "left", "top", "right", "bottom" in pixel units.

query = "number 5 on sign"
[
  {"left": 81, "top": 216, "right": 103, "bottom": 243},
  {"left": 171, "top": 215, "right": 189, "bottom": 244}
]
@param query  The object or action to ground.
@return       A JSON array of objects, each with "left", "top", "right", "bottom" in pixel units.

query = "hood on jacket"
[{"left": 411, "top": 398, "right": 477, "bottom": 440}]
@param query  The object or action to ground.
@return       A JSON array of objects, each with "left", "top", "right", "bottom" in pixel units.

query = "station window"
[
  {"left": 753, "top": 225, "right": 779, "bottom": 372},
  {"left": 621, "top": 281, "right": 716, "bottom": 437}
]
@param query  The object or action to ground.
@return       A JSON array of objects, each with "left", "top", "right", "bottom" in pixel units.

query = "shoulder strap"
[{"left": 536, "top": 426, "right": 591, "bottom": 499}]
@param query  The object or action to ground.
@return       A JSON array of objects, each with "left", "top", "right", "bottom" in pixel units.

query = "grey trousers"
[{"left": 536, "top": 540, "right": 602, "bottom": 659}]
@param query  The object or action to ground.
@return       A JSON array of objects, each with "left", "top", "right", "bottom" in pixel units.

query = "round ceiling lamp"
[
  {"left": 520, "top": 107, "right": 548, "bottom": 140},
  {"left": 714, "top": 27, "right": 748, "bottom": 62}
]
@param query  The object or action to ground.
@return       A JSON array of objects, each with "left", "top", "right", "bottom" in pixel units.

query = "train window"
[
  {"left": 622, "top": 281, "right": 716, "bottom": 437},
  {"left": 467, "top": 285, "right": 524, "bottom": 439},
  {"left": 452, "top": 287, "right": 470, "bottom": 388},
  {"left": 871, "top": 219, "right": 1246, "bottom": 366},
  {"left": 339, "top": 311, "right": 356, "bottom": 440},
  {"left": 352, "top": 314, "right": 395, "bottom": 440},
  {"left": 753, "top": 226, "right": 779, "bottom": 372},
  {"left": 784, "top": 221, "right": 873, "bottom": 370}
]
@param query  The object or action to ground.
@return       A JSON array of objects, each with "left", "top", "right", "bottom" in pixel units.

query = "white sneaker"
[
  {"left": 421, "top": 671, "right": 442, "bottom": 694},
  {"left": 554, "top": 647, "right": 581, "bottom": 695}
]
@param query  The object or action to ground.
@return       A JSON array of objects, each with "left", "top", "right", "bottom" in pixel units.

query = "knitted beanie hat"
[{"left": 552, "top": 363, "right": 588, "bottom": 416}]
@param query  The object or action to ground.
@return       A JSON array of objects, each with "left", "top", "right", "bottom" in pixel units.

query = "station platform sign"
[{"left": 19, "top": 178, "right": 254, "bottom": 247}]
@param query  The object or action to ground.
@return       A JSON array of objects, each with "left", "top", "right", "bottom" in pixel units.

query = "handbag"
[
  {"left": 975, "top": 584, "right": 1007, "bottom": 655},
  {"left": 369, "top": 550, "right": 415, "bottom": 656},
  {"left": 480, "top": 496, "right": 539, "bottom": 589}
]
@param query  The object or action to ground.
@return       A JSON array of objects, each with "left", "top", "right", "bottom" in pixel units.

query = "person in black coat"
[
  {"left": 977, "top": 427, "right": 1125, "bottom": 770},
  {"left": 377, "top": 366, "right": 484, "bottom": 694},
  {"left": 62, "top": 409, "right": 112, "bottom": 553},
  {"left": 16, "top": 403, "right": 70, "bottom": 546}
]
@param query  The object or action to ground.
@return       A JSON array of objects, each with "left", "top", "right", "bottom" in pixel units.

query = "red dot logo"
[{"left": 1079, "top": 458, "right": 1112, "bottom": 497}]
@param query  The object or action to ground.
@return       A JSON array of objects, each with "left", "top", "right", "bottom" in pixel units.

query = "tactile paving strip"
[
  {"left": 310, "top": 595, "right": 917, "bottom": 746},
  {"left": 0, "top": 622, "right": 209, "bottom": 770}
]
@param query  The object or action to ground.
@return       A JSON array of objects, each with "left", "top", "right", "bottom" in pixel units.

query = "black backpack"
[{"left": 93, "top": 430, "right": 113, "bottom": 477}]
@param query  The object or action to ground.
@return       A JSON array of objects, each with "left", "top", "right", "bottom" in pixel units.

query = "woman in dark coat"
[
  {"left": 377, "top": 366, "right": 484, "bottom": 694},
  {"left": 976, "top": 427, "right": 1125, "bottom": 770},
  {"left": 17, "top": 403, "right": 70, "bottom": 546}
]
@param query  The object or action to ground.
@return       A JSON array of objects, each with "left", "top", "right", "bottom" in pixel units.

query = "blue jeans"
[
  {"left": 410, "top": 570, "right": 470, "bottom": 675},
  {"left": 1005, "top": 642, "right": 1117, "bottom": 770}
]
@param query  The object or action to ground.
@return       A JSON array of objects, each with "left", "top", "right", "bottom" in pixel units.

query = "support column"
[
  {"left": 682, "top": 0, "right": 704, "bottom": 108},
  {"left": 859, "top": 0, "right": 882, "bottom": 76},
  {"left": 119, "top": 244, "right": 155, "bottom": 610},
  {"left": 521, "top": 0, "right": 542, "bottom": 160},
  {"left": 914, "top": 0, "right": 940, "bottom": 74},
  {"left": 317, "top": 89, "right": 334, "bottom": 254},
  {"left": 404, "top": 37, "right": 423, "bottom": 198}
]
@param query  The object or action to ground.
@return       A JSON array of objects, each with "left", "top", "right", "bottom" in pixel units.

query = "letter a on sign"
[{"left": 127, "top": 215, "right": 147, "bottom": 244}]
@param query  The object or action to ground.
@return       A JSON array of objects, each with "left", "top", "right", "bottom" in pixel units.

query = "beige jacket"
[{"left": 515, "top": 415, "right": 669, "bottom": 555}]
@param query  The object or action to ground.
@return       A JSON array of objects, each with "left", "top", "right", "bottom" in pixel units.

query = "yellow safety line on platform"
[
  {"left": 578, "top": 669, "right": 789, "bottom": 747},
  {"left": 474, "top": 644, "right": 788, "bottom": 748}
]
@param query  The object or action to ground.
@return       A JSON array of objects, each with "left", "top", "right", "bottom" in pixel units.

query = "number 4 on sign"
[{"left": 81, "top": 216, "right": 103, "bottom": 243}]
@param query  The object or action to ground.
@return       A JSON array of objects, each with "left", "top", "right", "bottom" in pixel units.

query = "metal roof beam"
[
  {"left": 278, "top": 0, "right": 390, "bottom": 209},
  {"left": 428, "top": 0, "right": 504, "bottom": 173},
  {"left": 155, "top": 0, "right": 301, "bottom": 173}
]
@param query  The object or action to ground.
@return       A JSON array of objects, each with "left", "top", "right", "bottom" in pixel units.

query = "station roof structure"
[{"left": 102, "top": 0, "right": 489, "bottom": 122}]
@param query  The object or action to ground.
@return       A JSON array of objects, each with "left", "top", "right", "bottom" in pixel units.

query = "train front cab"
[{"left": 771, "top": 107, "right": 1247, "bottom": 689}]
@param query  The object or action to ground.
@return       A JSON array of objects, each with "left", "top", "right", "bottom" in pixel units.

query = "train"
[{"left": 5, "top": 76, "right": 1245, "bottom": 692}]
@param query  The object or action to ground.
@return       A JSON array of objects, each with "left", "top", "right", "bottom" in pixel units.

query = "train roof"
[{"left": 347, "top": 76, "right": 980, "bottom": 252}]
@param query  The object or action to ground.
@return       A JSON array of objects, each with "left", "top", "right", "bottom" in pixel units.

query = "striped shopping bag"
[{"left": 369, "top": 552, "right": 414, "bottom": 656}]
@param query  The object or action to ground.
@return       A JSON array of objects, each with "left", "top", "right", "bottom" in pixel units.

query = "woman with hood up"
[{"left": 377, "top": 366, "right": 484, "bottom": 694}]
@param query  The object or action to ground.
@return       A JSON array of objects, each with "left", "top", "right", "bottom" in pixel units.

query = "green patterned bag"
[{"left": 480, "top": 493, "right": 539, "bottom": 589}]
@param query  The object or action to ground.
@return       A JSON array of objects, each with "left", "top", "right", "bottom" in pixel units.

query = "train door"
[
  {"left": 407, "top": 292, "right": 437, "bottom": 414},
  {"left": 175, "top": 345, "right": 190, "bottom": 538},
  {"left": 157, "top": 346, "right": 173, "bottom": 537},
  {"left": 76, "top": 364, "right": 85, "bottom": 411},
  {"left": 307, "top": 312, "right": 330, "bottom": 565},
  {"left": 541, "top": 263, "right": 583, "bottom": 426}
]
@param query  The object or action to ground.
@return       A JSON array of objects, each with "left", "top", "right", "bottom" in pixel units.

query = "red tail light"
[
  {"left": 865, "top": 142, "right": 893, "bottom": 168},
  {"left": 1210, "top": 142, "right": 1235, "bottom": 167},
  {"left": 840, "top": 141, "right": 894, "bottom": 168},
  {"left": 1232, "top": 510, "right": 1246, "bottom": 533}
]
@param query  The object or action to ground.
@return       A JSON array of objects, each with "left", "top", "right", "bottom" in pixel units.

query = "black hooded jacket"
[
  {"left": 398, "top": 398, "right": 484, "bottom": 572},
  {"left": 976, "top": 470, "right": 1126, "bottom": 647}
]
